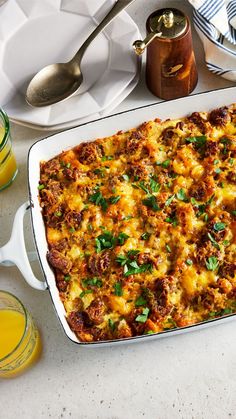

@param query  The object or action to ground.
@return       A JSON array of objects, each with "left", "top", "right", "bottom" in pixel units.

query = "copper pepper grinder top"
[{"left": 133, "top": 8, "right": 198, "bottom": 100}]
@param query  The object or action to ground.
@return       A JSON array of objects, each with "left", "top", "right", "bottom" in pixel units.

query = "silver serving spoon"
[{"left": 26, "top": 0, "right": 135, "bottom": 107}]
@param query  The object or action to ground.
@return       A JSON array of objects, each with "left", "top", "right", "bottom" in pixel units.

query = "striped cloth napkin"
[{"left": 188, "top": 0, "right": 236, "bottom": 81}]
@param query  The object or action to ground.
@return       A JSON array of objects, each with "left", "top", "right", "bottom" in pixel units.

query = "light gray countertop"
[{"left": 1, "top": 1, "right": 236, "bottom": 418}]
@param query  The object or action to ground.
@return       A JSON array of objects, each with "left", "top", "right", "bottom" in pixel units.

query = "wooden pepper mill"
[{"left": 133, "top": 8, "right": 198, "bottom": 100}]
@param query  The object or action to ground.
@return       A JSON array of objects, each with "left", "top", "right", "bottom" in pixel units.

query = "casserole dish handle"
[{"left": 0, "top": 202, "right": 47, "bottom": 291}]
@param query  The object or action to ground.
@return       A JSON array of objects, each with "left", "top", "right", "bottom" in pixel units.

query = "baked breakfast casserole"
[{"left": 39, "top": 105, "right": 236, "bottom": 342}]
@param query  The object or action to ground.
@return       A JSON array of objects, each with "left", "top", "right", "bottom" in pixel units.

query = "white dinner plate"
[
  {"left": 0, "top": 0, "right": 140, "bottom": 128},
  {"left": 10, "top": 65, "right": 141, "bottom": 131}
]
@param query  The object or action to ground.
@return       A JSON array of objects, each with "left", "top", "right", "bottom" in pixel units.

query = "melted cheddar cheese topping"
[{"left": 39, "top": 105, "right": 236, "bottom": 342}]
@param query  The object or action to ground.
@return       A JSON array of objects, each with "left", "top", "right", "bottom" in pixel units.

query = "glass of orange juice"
[
  {"left": 0, "top": 290, "right": 42, "bottom": 378},
  {"left": 0, "top": 109, "right": 18, "bottom": 191}
]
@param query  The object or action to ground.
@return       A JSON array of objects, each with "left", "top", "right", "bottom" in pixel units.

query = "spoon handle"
[{"left": 71, "top": 0, "right": 136, "bottom": 64}]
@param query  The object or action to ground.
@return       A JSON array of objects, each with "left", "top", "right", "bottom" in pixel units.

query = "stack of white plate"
[{"left": 0, "top": 0, "right": 141, "bottom": 130}]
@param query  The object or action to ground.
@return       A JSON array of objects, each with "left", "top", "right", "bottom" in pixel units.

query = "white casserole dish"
[{"left": 1, "top": 86, "right": 236, "bottom": 346}]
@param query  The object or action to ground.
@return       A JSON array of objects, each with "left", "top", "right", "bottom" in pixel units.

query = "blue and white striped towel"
[{"left": 189, "top": 0, "right": 236, "bottom": 81}]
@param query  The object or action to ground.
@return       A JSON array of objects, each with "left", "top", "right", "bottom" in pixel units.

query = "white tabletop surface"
[{"left": 1, "top": 1, "right": 236, "bottom": 418}]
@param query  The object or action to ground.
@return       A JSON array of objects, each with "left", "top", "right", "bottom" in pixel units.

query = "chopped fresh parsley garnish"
[
  {"left": 161, "top": 159, "right": 171, "bottom": 168},
  {"left": 133, "top": 178, "right": 160, "bottom": 195},
  {"left": 87, "top": 224, "right": 93, "bottom": 232},
  {"left": 213, "top": 159, "right": 219, "bottom": 165},
  {"left": 116, "top": 255, "right": 128, "bottom": 266},
  {"left": 149, "top": 178, "right": 161, "bottom": 193},
  {"left": 215, "top": 168, "right": 221, "bottom": 174},
  {"left": 231, "top": 210, "right": 236, "bottom": 216},
  {"left": 165, "top": 194, "right": 175, "bottom": 207},
  {"left": 220, "top": 137, "right": 229, "bottom": 143},
  {"left": 186, "top": 135, "right": 207, "bottom": 147},
  {"left": 108, "top": 318, "right": 116, "bottom": 331},
  {"left": 229, "top": 158, "right": 234, "bottom": 165},
  {"left": 142, "top": 195, "right": 160, "bottom": 211},
  {"left": 137, "top": 181, "right": 150, "bottom": 194},
  {"left": 141, "top": 232, "right": 151, "bottom": 240},
  {"left": 205, "top": 256, "right": 219, "bottom": 271},
  {"left": 221, "top": 308, "right": 233, "bottom": 315},
  {"left": 165, "top": 244, "right": 171, "bottom": 253},
  {"left": 124, "top": 260, "right": 143, "bottom": 276},
  {"left": 213, "top": 222, "right": 226, "bottom": 232},
  {"left": 95, "top": 231, "right": 129, "bottom": 252},
  {"left": 135, "top": 307, "right": 150, "bottom": 323},
  {"left": 194, "top": 194, "right": 215, "bottom": 218},
  {"left": 204, "top": 214, "right": 209, "bottom": 222},
  {"left": 54, "top": 211, "right": 62, "bottom": 217},
  {"left": 116, "top": 251, "right": 152, "bottom": 277},
  {"left": 82, "top": 277, "right": 103, "bottom": 288},
  {"left": 208, "top": 311, "right": 217, "bottom": 318},
  {"left": 38, "top": 184, "right": 45, "bottom": 190},
  {"left": 125, "top": 261, "right": 152, "bottom": 277},
  {"left": 223, "top": 240, "right": 230, "bottom": 246},
  {"left": 64, "top": 275, "right": 71, "bottom": 282},
  {"left": 117, "top": 232, "right": 129, "bottom": 245},
  {"left": 135, "top": 295, "right": 147, "bottom": 307},
  {"left": 207, "top": 194, "right": 215, "bottom": 205},
  {"left": 60, "top": 161, "right": 71, "bottom": 169},
  {"left": 207, "top": 232, "right": 220, "bottom": 250},
  {"left": 165, "top": 217, "right": 178, "bottom": 226},
  {"left": 176, "top": 188, "right": 187, "bottom": 201},
  {"left": 114, "top": 282, "right": 123, "bottom": 296},
  {"left": 196, "top": 204, "right": 206, "bottom": 217},
  {"left": 185, "top": 259, "right": 193, "bottom": 266},
  {"left": 123, "top": 215, "right": 133, "bottom": 221},
  {"left": 101, "top": 155, "right": 113, "bottom": 161},
  {"left": 89, "top": 190, "right": 108, "bottom": 212},
  {"left": 95, "top": 231, "right": 116, "bottom": 252},
  {"left": 109, "top": 195, "right": 121, "bottom": 204},
  {"left": 80, "top": 289, "right": 93, "bottom": 298},
  {"left": 69, "top": 227, "right": 76, "bottom": 233},
  {"left": 209, "top": 308, "right": 233, "bottom": 318},
  {"left": 127, "top": 250, "right": 140, "bottom": 257},
  {"left": 122, "top": 174, "right": 130, "bottom": 182},
  {"left": 220, "top": 137, "right": 230, "bottom": 154},
  {"left": 165, "top": 318, "right": 177, "bottom": 329},
  {"left": 94, "top": 168, "right": 106, "bottom": 178}
]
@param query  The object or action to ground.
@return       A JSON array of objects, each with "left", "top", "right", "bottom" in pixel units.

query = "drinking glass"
[
  {"left": 0, "top": 291, "right": 42, "bottom": 378},
  {"left": 0, "top": 109, "right": 18, "bottom": 191}
]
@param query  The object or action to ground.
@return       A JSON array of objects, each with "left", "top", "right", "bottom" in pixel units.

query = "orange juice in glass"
[
  {"left": 0, "top": 291, "right": 42, "bottom": 378},
  {"left": 0, "top": 109, "right": 18, "bottom": 191}
]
